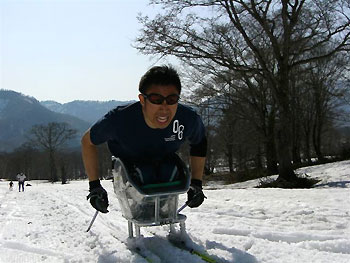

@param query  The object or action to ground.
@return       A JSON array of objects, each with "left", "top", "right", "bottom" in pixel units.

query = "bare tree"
[
  {"left": 27, "top": 122, "right": 77, "bottom": 183},
  {"left": 135, "top": 0, "right": 350, "bottom": 183}
]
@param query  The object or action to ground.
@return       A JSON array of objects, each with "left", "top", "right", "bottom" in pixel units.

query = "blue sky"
[{"left": 1, "top": 0, "right": 172, "bottom": 103}]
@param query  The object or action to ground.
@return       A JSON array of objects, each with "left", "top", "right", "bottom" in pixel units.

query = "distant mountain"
[
  {"left": 40, "top": 100, "right": 134, "bottom": 124},
  {"left": 0, "top": 90, "right": 91, "bottom": 152}
]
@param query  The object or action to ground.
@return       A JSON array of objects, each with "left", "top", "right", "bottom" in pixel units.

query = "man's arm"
[
  {"left": 81, "top": 129, "right": 99, "bottom": 182},
  {"left": 190, "top": 156, "right": 206, "bottom": 181},
  {"left": 187, "top": 156, "right": 206, "bottom": 208},
  {"left": 82, "top": 129, "right": 109, "bottom": 213}
]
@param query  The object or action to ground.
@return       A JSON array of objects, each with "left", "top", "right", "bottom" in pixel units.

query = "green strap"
[
  {"left": 192, "top": 250, "right": 217, "bottom": 263},
  {"left": 141, "top": 180, "right": 182, "bottom": 189}
]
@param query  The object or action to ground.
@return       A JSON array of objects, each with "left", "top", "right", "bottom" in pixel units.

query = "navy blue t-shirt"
[{"left": 90, "top": 102, "right": 206, "bottom": 163}]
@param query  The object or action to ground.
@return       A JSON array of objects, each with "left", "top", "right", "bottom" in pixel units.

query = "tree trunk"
[
  {"left": 292, "top": 142, "right": 302, "bottom": 165},
  {"left": 303, "top": 121, "right": 313, "bottom": 163},
  {"left": 313, "top": 121, "right": 324, "bottom": 161},
  {"left": 254, "top": 146, "right": 263, "bottom": 170},
  {"left": 265, "top": 138, "right": 278, "bottom": 175},
  {"left": 49, "top": 151, "right": 58, "bottom": 182},
  {"left": 304, "top": 131, "right": 312, "bottom": 163},
  {"left": 265, "top": 112, "right": 279, "bottom": 175},
  {"left": 275, "top": 72, "right": 297, "bottom": 181},
  {"left": 61, "top": 164, "right": 67, "bottom": 184},
  {"left": 276, "top": 126, "right": 296, "bottom": 181},
  {"left": 226, "top": 143, "right": 234, "bottom": 173},
  {"left": 292, "top": 120, "right": 302, "bottom": 165}
]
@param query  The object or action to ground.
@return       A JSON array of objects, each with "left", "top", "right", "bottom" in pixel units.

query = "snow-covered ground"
[{"left": 0, "top": 160, "right": 349, "bottom": 263}]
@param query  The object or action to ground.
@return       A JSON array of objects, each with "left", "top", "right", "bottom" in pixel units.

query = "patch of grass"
[{"left": 257, "top": 173, "right": 321, "bottom": 189}]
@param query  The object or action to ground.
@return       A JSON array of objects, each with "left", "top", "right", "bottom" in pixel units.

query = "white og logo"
[{"left": 173, "top": 120, "right": 184, "bottom": 140}]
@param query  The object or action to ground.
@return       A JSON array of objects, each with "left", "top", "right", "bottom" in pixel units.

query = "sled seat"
[
  {"left": 139, "top": 180, "right": 184, "bottom": 195},
  {"left": 112, "top": 156, "right": 190, "bottom": 227}
]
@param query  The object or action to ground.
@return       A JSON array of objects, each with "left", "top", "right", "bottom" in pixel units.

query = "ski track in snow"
[{"left": 0, "top": 160, "right": 349, "bottom": 262}]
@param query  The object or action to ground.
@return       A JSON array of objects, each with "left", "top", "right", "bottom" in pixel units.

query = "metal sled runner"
[{"left": 112, "top": 156, "right": 191, "bottom": 239}]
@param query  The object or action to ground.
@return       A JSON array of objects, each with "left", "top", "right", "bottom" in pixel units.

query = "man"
[
  {"left": 81, "top": 66, "right": 207, "bottom": 214},
  {"left": 9, "top": 181, "right": 14, "bottom": 191},
  {"left": 16, "top": 173, "right": 26, "bottom": 192}
]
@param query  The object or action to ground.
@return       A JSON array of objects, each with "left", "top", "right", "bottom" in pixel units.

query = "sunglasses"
[{"left": 142, "top": 93, "right": 180, "bottom": 105}]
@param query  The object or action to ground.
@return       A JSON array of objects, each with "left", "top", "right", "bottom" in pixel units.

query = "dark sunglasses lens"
[
  {"left": 147, "top": 94, "right": 164, "bottom": 104},
  {"left": 166, "top": 95, "right": 179, "bottom": 105}
]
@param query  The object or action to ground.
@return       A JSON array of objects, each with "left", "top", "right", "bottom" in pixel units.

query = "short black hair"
[{"left": 139, "top": 65, "right": 181, "bottom": 94}]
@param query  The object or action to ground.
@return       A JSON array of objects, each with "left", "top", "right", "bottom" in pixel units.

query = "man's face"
[{"left": 139, "top": 84, "right": 179, "bottom": 129}]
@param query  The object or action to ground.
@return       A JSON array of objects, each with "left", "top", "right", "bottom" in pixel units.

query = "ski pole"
[
  {"left": 177, "top": 203, "right": 188, "bottom": 213},
  {"left": 86, "top": 210, "right": 99, "bottom": 232}
]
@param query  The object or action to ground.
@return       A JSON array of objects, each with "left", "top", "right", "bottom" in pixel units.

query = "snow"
[{"left": 0, "top": 160, "right": 349, "bottom": 263}]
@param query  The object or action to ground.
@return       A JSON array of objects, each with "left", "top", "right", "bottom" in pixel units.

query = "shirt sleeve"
[
  {"left": 90, "top": 109, "right": 118, "bottom": 145},
  {"left": 188, "top": 112, "right": 207, "bottom": 157}
]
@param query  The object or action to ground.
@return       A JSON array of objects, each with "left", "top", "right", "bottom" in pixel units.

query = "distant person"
[
  {"left": 9, "top": 181, "right": 14, "bottom": 191},
  {"left": 81, "top": 65, "right": 207, "bottom": 214},
  {"left": 16, "top": 173, "right": 26, "bottom": 192}
]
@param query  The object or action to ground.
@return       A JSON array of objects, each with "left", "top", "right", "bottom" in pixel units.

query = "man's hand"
[
  {"left": 87, "top": 180, "right": 109, "bottom": 213},
  {"left": 187, "top": 179, "right": 206, "bottom": 208}
]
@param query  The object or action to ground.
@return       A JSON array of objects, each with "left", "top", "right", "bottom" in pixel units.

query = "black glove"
[
  {"left": 186, "top": 179, "right": 206, "bottom": 208},
  {"left": 87, "top": 180, "right": 109, "bottom": 213}
]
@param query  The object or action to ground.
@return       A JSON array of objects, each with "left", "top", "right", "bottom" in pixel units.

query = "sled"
[{"left": 112, "top": 156, "right": 190, "bottom": 238}]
